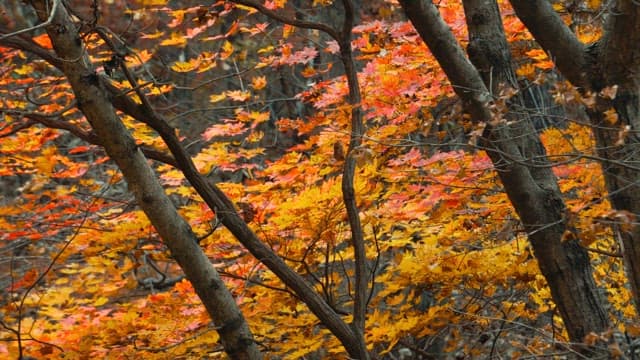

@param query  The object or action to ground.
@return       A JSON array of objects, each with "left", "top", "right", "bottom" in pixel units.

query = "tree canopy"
[{"left": 1, "top": 0, "right": 639, "bottom": 359}]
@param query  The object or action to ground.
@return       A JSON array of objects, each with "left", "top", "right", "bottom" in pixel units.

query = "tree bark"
[
  {"left": 592, "top": 0, "right": 640, "bottom": 314},
  {"left": 105, "top": 43, "right": 369, "bottom": 360},
  {"left": 511, "top": 0, "right": 640, "bottom": 315},
  {"left": 398, "top": 0, "right": 610, "bottom": 346},
  {"left": 27, "top": 1, "right": 262, "bottom": 358}
]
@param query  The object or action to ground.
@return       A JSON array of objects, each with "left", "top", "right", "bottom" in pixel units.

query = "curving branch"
[
  {"left": 225, "top": 1, "right": 370, "bottom": 357},
  {"left": 0, "top": 31, "right": 63, "bottom": 68},
  {"left": 231, "top": 0, "right": 341, "bottom": 41},
  {"left": 12, "top": 111, "right": 178, "bottom": 166},
  {"left": 102, "top": 37, "right": 368, "bottom": 360}
]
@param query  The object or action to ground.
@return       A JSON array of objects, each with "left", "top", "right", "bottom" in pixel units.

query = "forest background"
[{"left": 1, "top": 0, "right": 640, "bottom": 358}]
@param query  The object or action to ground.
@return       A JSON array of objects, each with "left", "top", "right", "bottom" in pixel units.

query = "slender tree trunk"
[
  {"left": 27, "top": 1, "right": 261, "bottom": 358},
  {"left": 398, "top": 0, "right": 610, "bottom": 347},
  {"left": 510, "top": 0, "right": 640, "bottom": 315}
]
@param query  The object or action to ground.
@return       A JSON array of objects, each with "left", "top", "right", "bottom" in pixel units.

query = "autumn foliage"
[{"left": 1, "top": 0, "right": 638, "bottom": 359}]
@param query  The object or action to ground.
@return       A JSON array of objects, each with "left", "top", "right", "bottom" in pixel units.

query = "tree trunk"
[
  {"left": 27, "top": 1, "right": 262, "bottom": 358},
  {"left": 398, "top": 0, "right": 610, "bottom": 347},
  {"left": 593, "top": 0, "right": 640, "bottom": 314},
  {"left": 510, "top": 0, "right": 640, "bottom": 316}
]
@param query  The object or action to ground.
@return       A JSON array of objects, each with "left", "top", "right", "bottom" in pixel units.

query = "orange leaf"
[
  {"left": 33, "top": 34, "right": 52, "bottom": 49},
  {"left": 251, "top": 76, "right": 267, "bottom": 90}
]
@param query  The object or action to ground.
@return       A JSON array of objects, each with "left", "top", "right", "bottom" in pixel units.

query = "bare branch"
[
  {"left": 0, "top": 0, "right": 61, "bottom": 40},
  {"left": 231, "top": 0, "right": 341, "bottom": 41}
]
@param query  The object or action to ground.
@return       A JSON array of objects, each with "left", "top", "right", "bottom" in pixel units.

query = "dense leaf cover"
[{"left": 0, "top": 0, "right": 635, "bottom": 358}]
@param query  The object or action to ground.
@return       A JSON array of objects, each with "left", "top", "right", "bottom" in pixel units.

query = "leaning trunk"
[
  {"left": 593, "top": 0, "right": 640, "bottom": 310},
  {"left": 28, "top": 0, "right": 261, "bottom": 358},
  {"left": 462, "top": 0, "right": 610, "bottom": 344},
  {"left": 398, "top": 0, "right": 610, "bottom": 347},
  {"left": 510, "top": 0, "right": 640, "bottom": 314}
]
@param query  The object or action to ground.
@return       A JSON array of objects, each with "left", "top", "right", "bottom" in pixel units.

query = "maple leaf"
[
  {"left": 168, "top": 10, "right": 185, "bottom": 28},
  {"left": 225, "top": 90, "right": 251, "bottom": 102},
  {"left": 171, "top": 60, "right": 199, "bottom": 72},
  {"left": 251, "top": 76, "right": 267, "bottom": 90},
  {"left": 285, "top": 47, "right": 318, "bottom": 65},
  {"left": 221, "top": 40, "right": 234, "bottom": 59},
  {"left": 202, "top": 121, "right": 247, "bottom": 140}
]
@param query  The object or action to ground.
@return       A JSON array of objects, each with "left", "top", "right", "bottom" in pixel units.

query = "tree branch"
[
  {"left": 103, "top": 42, "right": 364, "bottom": 359},
  {"left": 397, "top": 0, "right": 492, "bottom": 123},
  {"left": 0, "top": 0, "right": 61, "bottom": 40},
  {"left": 227, "top": 2, "right": 370, "bottom": 356},
  {"left": 231, "top": 0, "right": 341, "bottom": 41},
  {"left": 509, "top": 0, "right": 590, "bottom": 89}
]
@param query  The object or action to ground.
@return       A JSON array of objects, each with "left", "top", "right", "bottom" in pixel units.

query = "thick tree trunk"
[
  {"left": 398, "top": 0, "right": 610, "bottom": 347},
  {"left": 594, "top": 0, "right": 640, "bottom": 313},
  {"left": 28, "top": 1, "right": 261, "bottom": 358},
  {"left": 510, "top": 0, "right": 640, "bottom": 315}
]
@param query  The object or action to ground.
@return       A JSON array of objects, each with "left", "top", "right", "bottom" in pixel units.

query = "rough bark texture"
[
  {"left": 106, "top": 52, "right": 367, "bottom": 360},
  {"left": 595, "top": 0, "right": 640, "bottom": 313},
  {"left": 511, "top": 0, "right": 640, "bottom": 314},
  {"left": 27, "top": 1, "right": 261, "bottom": 358},
  {"left": 399, "top": 0, "right": 610, "bottom": 346}
]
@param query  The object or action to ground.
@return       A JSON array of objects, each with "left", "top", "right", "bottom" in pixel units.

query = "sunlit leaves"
[
  {"left": 279, "top": 46, "right": 318, "bottom": 65},
  {"left": 251, "top": 76, "right": 267, "bottom": 90},
  {"left": 0, "top": 0, "right": 633, "bottom": 358},
  {"left": 160, "top": 32, "right": 188, "bottom": 47},
  {"left": 172, "top": 52, "right": 217, "bottom": 73},
  {"left": 203, "top": 121, "right": 247, "bottom": 140},
  {"left": 221, "top": 40, "right": 234, "bottom": 59}
]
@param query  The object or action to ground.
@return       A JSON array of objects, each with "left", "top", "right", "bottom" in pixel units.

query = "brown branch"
[
  {"left": 509, "top": 0, "right": 590, "bottom": 89},
  {"left": 231, "top": 0, "right": 340, "bottom": 41},
  {"left": 0, "top": 119, "right": 36, "bottom": 138},
  {"left": 21, "top": 112, "right": 177, "bottom": 166},
  {"left": 0, "top": 31, "right": 63, "bottom": 69},
  {"left": 397, "top": 0, "right": 492, "bottom": 123},
  {"left": 335, "top": 0, "right": 368, "bottom": 350},
  {"left": 229, "top": 2, "right": 369, "bottom": 355},
  {"left": 102, "top": 38, "right": 363, "bottom": 359}
]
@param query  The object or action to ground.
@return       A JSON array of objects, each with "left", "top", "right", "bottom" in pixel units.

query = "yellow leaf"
[
  {"left": 141, "top": 31, "right": 164, "bottom": 39},
  {"left": 221, "top": 41, "right": 234, "bottom": 60},
  {"left": 141, "top": 0, "right": 167, "bottom": 6},
  {"left": 35, "top": 146, "right": 57, "bottom": 174},
  {"left": 516, "top": 63, "right": 535, "bottom": 78},
  {"left": 93, "top": 297, "right": 109, "bottom": 306},
  {"left": 209, "top": 93, "right": 226, "bottom": 103},
  {"left": 226, "top": 90, "right": 251, "bottom": 102},
  {"left": 258, "top": 45, "right": 274, "bottom": 54},
  {"left": 283, "top": 24, "right": 295, "bottom": 39},
  {"left": 168, "top": 10, "right": 185, "bottom": 28},
  {"left": 14, "top": 65, "right": 33, "bottom": 76},
  {"left": 171, "top": 60, "right": 197, "bottom": 73},
  {"left": 160, "top": 32, "right": 187, "bottom": 47}
]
